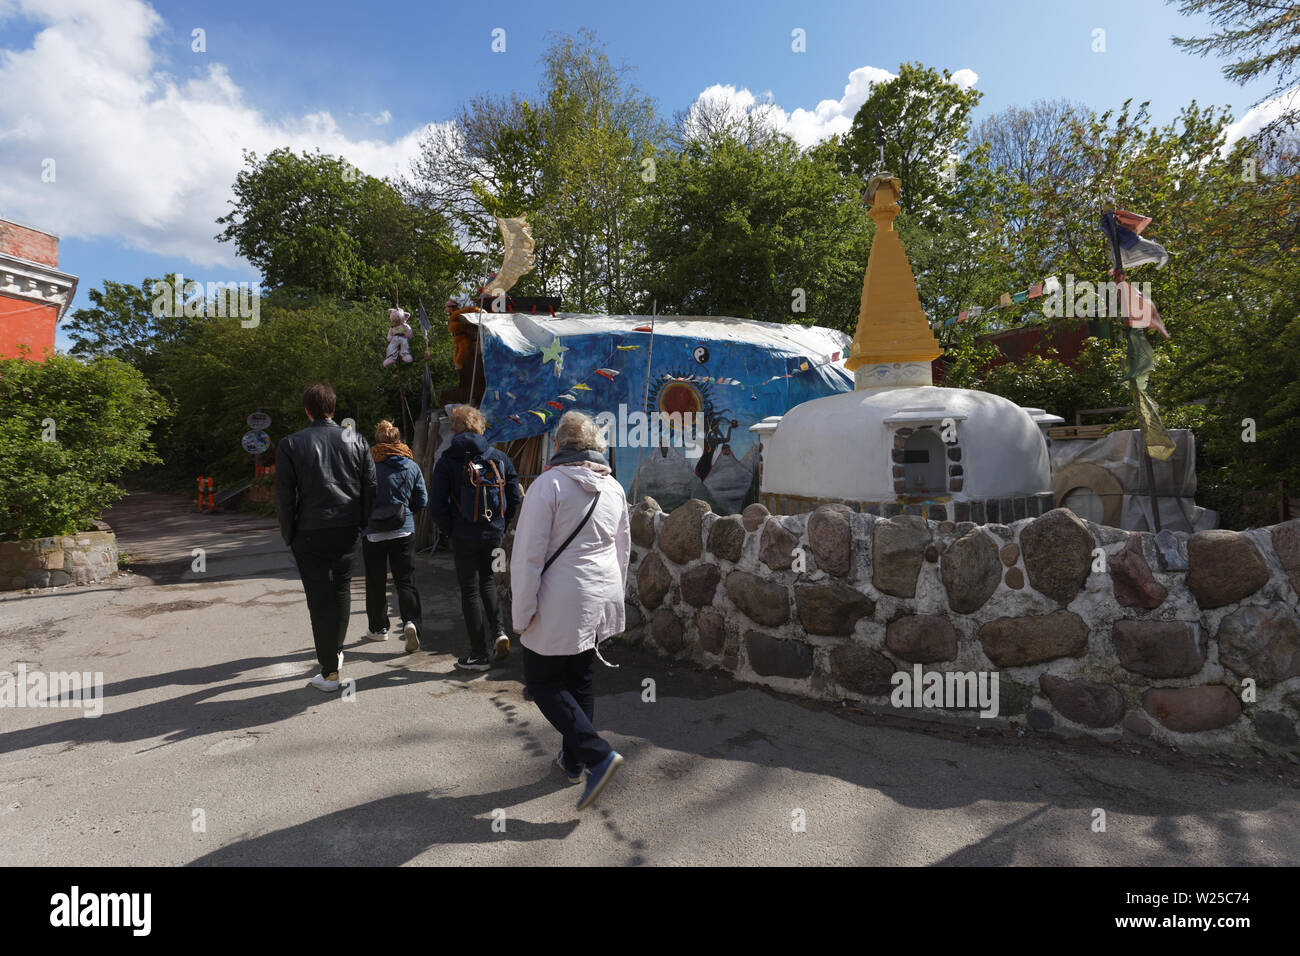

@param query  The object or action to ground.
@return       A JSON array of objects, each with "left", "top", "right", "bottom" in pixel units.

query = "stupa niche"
[{"left": 752, "top": 172, "right": 1053, "bottom": 521}]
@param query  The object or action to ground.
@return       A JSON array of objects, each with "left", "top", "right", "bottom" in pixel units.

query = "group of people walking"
[{"left": 274, "top": 382, "right": 629, "bottom": 809}]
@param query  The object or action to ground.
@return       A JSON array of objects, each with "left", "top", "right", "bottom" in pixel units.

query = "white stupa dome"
[
  {"left": 760, "top": 385, "right": 1050, "bottom": 503},
  {"left": 752, "top": 172, "right": 1053, "bottom": 522}
]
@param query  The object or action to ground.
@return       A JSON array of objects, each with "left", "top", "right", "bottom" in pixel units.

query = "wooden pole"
[{"left": 1143, "top": 448, "right": 1162, "bottom": 533}]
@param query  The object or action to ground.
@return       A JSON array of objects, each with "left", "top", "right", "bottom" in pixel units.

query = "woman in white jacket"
[{"left": 510, "top": 411, "right": 630, "bottom": 810}]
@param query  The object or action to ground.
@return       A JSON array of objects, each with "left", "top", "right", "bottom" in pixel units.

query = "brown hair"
[
  {"left": 374, "top": 420, "right": 401, "bottom": 444},
  {"left": 450, "top": 405, "right": 486, "bottom": 435},
  {"left": 302, "top": 382, "right": 336, "bottom": 420}
]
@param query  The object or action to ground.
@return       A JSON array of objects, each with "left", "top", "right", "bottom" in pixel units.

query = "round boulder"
[
  {"left": 707, "top": 515, "right": 746, "bottom": 563},
  {"left": 636, "top": 552, "right": 672, "bottom": 609},
  {"left": 1186, "top": 530, "right": 1270, "bottom": 609},
  {"left": 1142, "top": 685, "right": 1242, "bottom": 733},
  {"left": 759, "top": 519, "right": 800, "bottom": 572},
  {"left": 659, "top": 499, "right": 711, "bottom": 565},
  {"left": 1216, "top": 605, "right": 1300, "bottom": 686},
  {"left": 940, "top": 528, "right": 1001, "bottom": 614},
  {"left": 724, "top": 570, "right": 790, "bottom": 627},
  {"left": 630, "top": 496, "right": 662, "bottom": 549},
  {"left": 808, "top": 504, "right": 853, "bottom": 578},
  {"left": 978, "top": 611, "right": 1088, "bottom": 667},
  {"left": 884, "top": 615, "right": 957, "bottom": 662},
  {"left": 650, "top": 608, "right": 686, "bottom": 655},
  {"left": 794, "top": 582, "right": 875, "bottom": 636},
  {"left": 1038, "top": 674, "right": 1124, "bottom": 728},
  {"left": 1019, "top": 508, "right": 1094, "bottom": 606},
  {"left": 872, "top": 515, "right": 930, "bottom": 598},
  {"left": 1109, "top": 533, "right": 1168, "bottom": 609},
  {"left": 680, "top": 563, "right": 721, "bottom": 608}
]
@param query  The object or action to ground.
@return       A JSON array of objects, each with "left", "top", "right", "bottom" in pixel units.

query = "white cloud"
[
  {"left": 1221, "top": 86, "right": 1300, "bottom": 148},
  {"left": 685, "top": 64, "right": 978, "bottom": 148},
  {"left": 949, "top": 68, "right": 979, "bottom": 91},
  {"left": 0, "top": 0, "right": 425, "bottom": 269}
]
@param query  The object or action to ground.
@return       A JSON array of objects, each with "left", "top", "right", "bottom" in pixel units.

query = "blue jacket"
[
  {"left": 363, "top": 454, "right": 428, "bottom": 537},
  {"left": 429, "top": 432, "right": 523, "bottom": 541}
]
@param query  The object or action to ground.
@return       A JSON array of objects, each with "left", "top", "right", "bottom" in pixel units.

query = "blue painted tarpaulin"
[{"left": 469, "top": 312, "right": 853, "bottom": 513}]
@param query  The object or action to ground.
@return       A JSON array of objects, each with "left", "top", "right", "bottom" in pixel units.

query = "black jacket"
[
  {"left": 429, "top": 432, "right": 523, "bottom": 541},
  {"left": 275, "top": 418, "right": 377, "bottom": 546}
]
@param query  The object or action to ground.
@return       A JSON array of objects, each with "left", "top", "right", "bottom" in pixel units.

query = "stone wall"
[
  {"left": 621, "top": 497, "right": 1300, "bottom": 757},
  {"left": 0, "top": 527, "right": 119, "bottom": 590}
]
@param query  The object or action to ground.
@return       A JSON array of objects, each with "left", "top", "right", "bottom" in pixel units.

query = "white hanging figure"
[{"left": 384, "top": 307, "right": 414, "bottom": 367}]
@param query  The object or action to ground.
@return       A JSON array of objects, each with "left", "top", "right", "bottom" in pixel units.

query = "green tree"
[
  {"left": 404, "top": 30, "right": 665, "bottom": 312},
  {"left": 842, "top": 62, "right": 983, "bottom": 222},
  {"left": 1170, "top": 0, "right": 1300, "bottom": 135},
  {"left": 0, "top": 354, "right": 169, "bottom": 538},
  {"left": 141, "top": 292, "right": 453, "bottom": 489},
  {"left": 62, "top": 273, "right": 197, "bottom": 376},
  {"left": 641, "top": 122, "right": 873, "bottom": 328},
  {"left": 216, "top": 148, "right": 463, "bottom": 305}
]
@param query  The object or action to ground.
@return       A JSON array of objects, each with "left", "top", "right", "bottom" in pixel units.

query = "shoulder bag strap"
[{"left": 542, "top": 491, "right": 600, "bottom": 576}]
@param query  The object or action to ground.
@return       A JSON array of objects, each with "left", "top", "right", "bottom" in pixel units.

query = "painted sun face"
[{"left": 657, "top": 380, "right": 703, "bottom": 417}]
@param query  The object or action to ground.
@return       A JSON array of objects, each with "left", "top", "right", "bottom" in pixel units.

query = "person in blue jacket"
[
  {"left": 361, "top": 420, "right": 429, "bottom": 653},
  {"left": 429, "top": 405, "right": 523, "bottom": 671}
]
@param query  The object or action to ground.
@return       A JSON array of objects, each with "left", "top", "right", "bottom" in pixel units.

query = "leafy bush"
[{"left": 0, "top": 353, "right": 170, "bottom": 538}]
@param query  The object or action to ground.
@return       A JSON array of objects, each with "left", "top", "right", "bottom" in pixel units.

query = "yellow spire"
[{"left": 844, "top": 175, "right": 942, "bottom": 374}]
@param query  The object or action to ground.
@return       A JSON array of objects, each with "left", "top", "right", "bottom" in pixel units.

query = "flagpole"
[{"left": 630, "top": 301, "right": 656, "bottom": 502}]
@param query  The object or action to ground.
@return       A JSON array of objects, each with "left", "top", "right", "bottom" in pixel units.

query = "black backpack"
[{"left": 456, "top": 452, "right": 506, "bottom": 523}]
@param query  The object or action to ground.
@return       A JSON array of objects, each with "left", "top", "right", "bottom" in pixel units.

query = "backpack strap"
[{"left": 542, "top": 491, "right": 600, "bottom": 575}]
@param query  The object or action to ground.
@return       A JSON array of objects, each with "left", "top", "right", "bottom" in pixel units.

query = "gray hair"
[{"left": 554, "top": 411, "right": 607, "bottom": 454}]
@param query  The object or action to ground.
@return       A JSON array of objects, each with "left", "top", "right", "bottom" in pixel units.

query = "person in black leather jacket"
[{"left": 275, "top": 382, "right": 377, "bottom": 691}]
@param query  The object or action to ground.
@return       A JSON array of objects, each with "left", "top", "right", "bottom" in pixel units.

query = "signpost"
[
  {"left": 241, "top": 429, "right": 271, "bottom": 455},
  {"left": 244, "top": 411, "right": 273, "bottom": 488}
]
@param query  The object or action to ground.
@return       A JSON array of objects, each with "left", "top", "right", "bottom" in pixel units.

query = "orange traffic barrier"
[{"left": 196, "top": 476, "right": 214, "bottom": 512}]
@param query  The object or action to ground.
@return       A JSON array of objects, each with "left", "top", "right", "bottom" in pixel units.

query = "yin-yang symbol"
[{"left": 693, "top": 345, "right": 709, "bottom": 365}]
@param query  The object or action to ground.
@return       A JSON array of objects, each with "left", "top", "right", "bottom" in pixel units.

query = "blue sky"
[{"left": 0, "top": 0, "right": 1284, "bottom": 349}]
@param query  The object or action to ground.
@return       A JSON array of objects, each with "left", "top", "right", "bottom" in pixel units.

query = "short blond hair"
[
  {"left": 554, "top": 411, "right": 607, "bottom": 454},
  {"left": 374, "top": 419, "right": 401, "bottom": 444},
  {"left": 450, "top": 405, "right": 486, "bottom": 435}
]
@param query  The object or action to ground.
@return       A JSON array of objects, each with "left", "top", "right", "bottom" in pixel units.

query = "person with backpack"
[
  {"left": 361, "top": 420, "right": 429, "bottom": 653},
  {"left": 509, "top": 411, "right": 630, "bottom": 811},
  {"left": 429, "top": 405, "right": 523, "bottom": 671}
]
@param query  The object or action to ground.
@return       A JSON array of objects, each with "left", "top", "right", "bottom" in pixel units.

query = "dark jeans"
[
  {"left": 362, "top": 534, "right": 423, "bottom": 638},
  {"left": 523, "top": 646, "right": 613, "bottom": 771},
  {"left": 452, "top": 536, "right": 502, "bottom": 658},
  {"left": 291, "top": 527, "right": 359, "bottom": 675}
]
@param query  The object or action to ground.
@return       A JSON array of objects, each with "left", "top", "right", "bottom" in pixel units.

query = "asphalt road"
[{"left": 0, "top": 492, "right": 1296, "bottom": 866}]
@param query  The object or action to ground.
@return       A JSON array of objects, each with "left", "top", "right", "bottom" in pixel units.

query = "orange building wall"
[{"left": 0, "top": 298, "right": 58, "bottom": 359}]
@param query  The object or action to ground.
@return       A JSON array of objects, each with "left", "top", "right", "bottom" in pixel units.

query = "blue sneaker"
[
  {"left": 556, "top": 752, "right": 583, "bottom": 784},
  {"left": 576, "top": 750, "right": 623, "bottom": 810}
]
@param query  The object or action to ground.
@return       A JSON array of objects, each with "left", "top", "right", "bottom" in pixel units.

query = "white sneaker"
[
  {"left": 403, "top": 621, "right": 419, "bottom": 653},
  {"left": 310, "top": 671, "right": 341, "bottom": 692},
  {"left": 493, "top": 632, "right": 510, "bottom": 660},
  {"left": 364, "top": 629, "right": 389, "bottom": 642}
]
